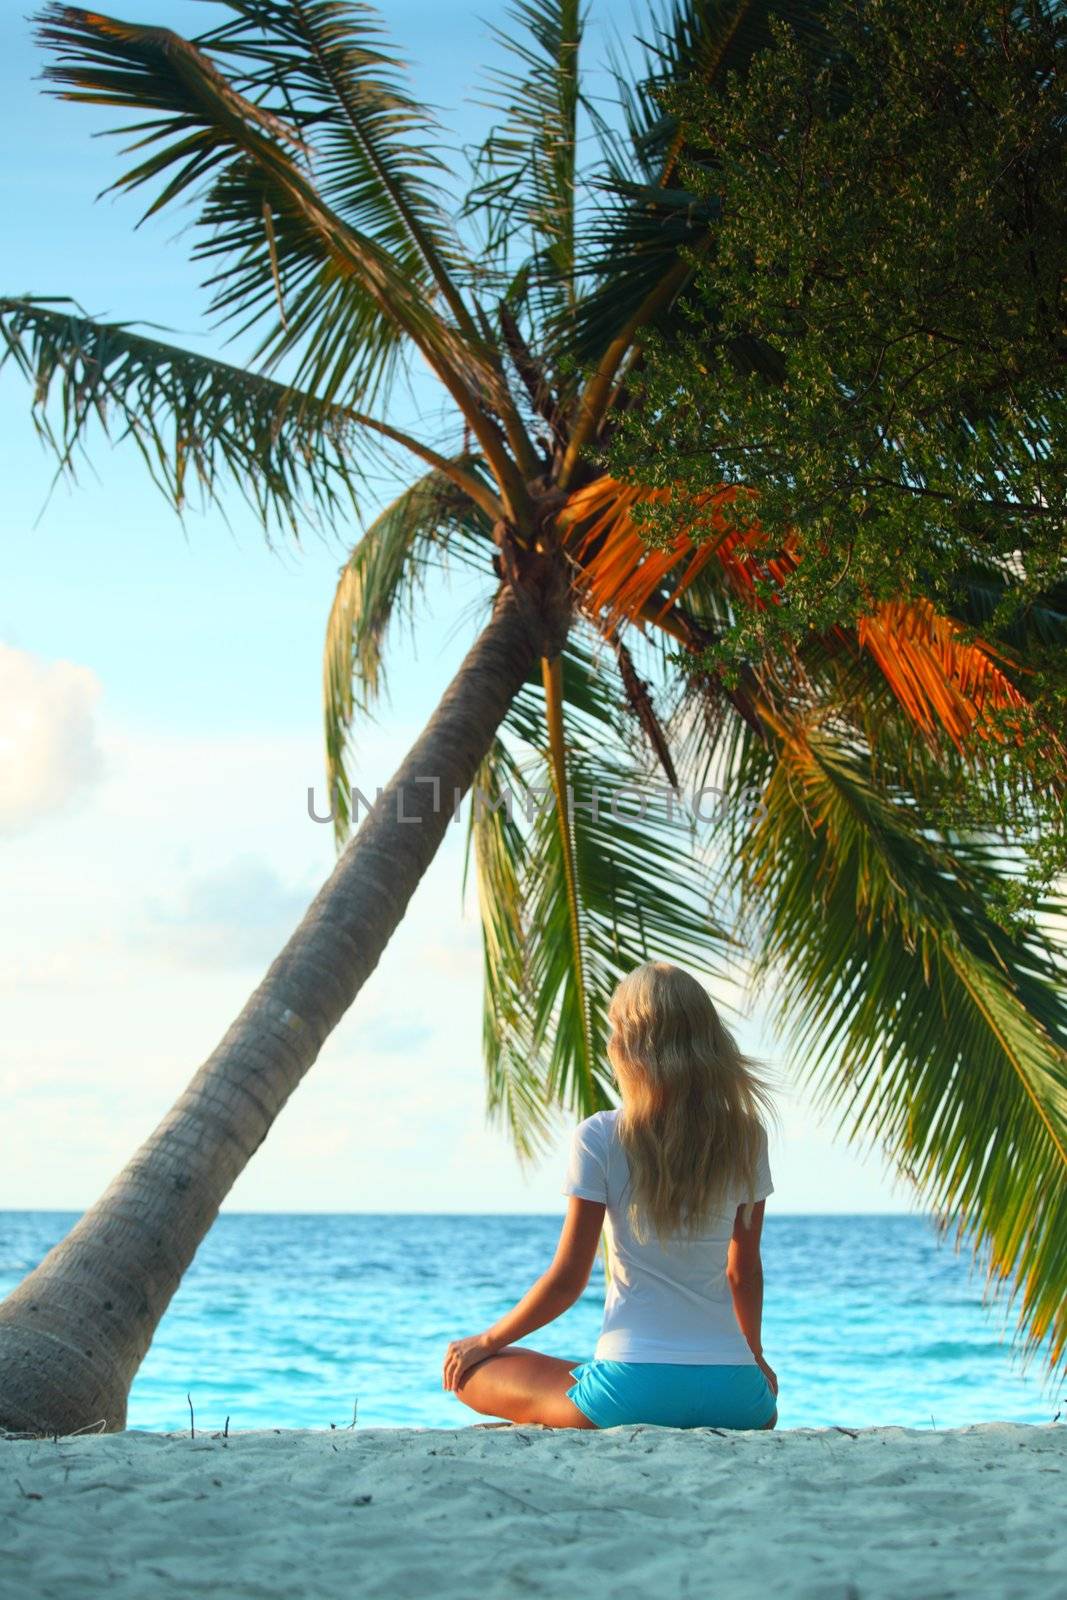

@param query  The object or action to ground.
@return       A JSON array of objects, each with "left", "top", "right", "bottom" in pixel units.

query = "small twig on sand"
[
  {"left": 14, "top": 1479, "right": 43, "bottom": 1501},
  {"left": 223, "top": 1415, "right": 230, "bottom": 1439},
  {"left": 68, "top": 1418, "right": 107, "bottom": 1437},
  {"left": 187, "top": 1394, "right": 195, "bottom": 1440},
  {"left": 833, "top": 1426, "right": 859, "bottom": 1439},
  {"left": 346, "top": 1398, "right": 358, "bottom": 1429}
]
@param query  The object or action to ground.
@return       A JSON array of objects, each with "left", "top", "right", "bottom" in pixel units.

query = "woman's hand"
[
  {"left": 442, "top": 1333, "right": 497, "bottom": 1392},
  {"left": 754, "top": 1352, "right": 778, "bottom": 1398}
]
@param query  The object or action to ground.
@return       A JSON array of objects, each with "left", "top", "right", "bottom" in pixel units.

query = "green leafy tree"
[
  {"left": 609, "top": 0, "right": 1067, "bottom": 901},
  {"left": 0, "top": 0, "right": 1064, "bottom": 1435}
]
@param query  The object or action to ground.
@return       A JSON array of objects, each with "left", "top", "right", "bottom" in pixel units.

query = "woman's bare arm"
[
  {"left": 482, "top": 1196, "right": 606, "bottom": 1350},
  {"left": 726, "top": 1199, "right": 767, "bottom": 1356}
]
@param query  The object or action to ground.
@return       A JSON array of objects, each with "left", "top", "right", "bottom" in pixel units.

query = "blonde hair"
[{"left": 607, "top": 960, "right": 780, "bottom": 1245}]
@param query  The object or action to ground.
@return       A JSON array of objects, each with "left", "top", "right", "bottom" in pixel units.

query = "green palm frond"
[
  {"left": 0, "top": 295, "right": 365, "bottom": 535},
  {"left": 464, "top": 734, "right": 562, "bottom": 1163},
  {"left": 733, "top": 711, "right": 1067, "bottom": 1371},
  {"left": 465, "top": 630, "right": 735, "bottom": 1153},
  {"left": 540, "top": 649, "right": 596, "bottom": 1102},
  {"left": 200, "top": 1, "right": 491, "bottom": 363},
  {"left": 666, "top": 649, "right": 766, "bottom": 804},
  {"left": 464, "top": 0, "right": 585, "bottom": 322},
  {"left": 34, "top": 4, "right": 488, "bottom": 416},
  {"left": 945, "top": 565, "right": 1067, "bottom": 658},
  {"left": 323, "top": 462, "right": 495, "bottom": 844},
  {"left": 0, "top": 296, "right": 499, "bottom": 534}
]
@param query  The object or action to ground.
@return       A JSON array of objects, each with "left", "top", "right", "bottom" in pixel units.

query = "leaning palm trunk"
[{"left": 0, "top": 567, "right": 570, "bottom": 1435}]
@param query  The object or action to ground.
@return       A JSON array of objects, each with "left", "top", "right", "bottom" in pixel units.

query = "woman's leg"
[{"left": 454, "top": 1346, "right": 597, "bottom": 1429}]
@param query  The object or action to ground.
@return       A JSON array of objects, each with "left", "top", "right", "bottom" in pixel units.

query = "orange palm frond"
[
  {"left": 715, "top": 522, "right": 802, "bottom": 598},
  {"left": 561, "top": 476, "right": 752, "bottom": 631},
  {"left": 856, "top": 599, "right": 1032, "bottom": 753}
]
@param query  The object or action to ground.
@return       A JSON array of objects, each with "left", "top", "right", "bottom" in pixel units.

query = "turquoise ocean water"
[{"left": 1, "top": 1212, "right": 1061, "bottom": 1432}]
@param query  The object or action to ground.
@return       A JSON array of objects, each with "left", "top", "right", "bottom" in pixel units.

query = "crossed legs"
[
  {"left": 453, "top": 1346, "right": 778, "bottom": 1430},
  {"left": 453, "top": 1346, "right": 597, "bottom": 1428}
]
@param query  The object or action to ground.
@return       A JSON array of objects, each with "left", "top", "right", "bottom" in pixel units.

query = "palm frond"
[
  {"left": 671, "top": 658, "right": 769, "bottom": 803},
  {"left": 33, "top": 4, "right": 495, "bottom": 424},
  {"left": 468, "top": 630, "right": 734, "bottom": 1152},
  {"left": 560, "top": 252, "right": 704, "bottom": 482},
  {"left": 464, "top": 0, "right": 585, "bottom": 321},
  {"left": 855, "top": 598, "right": 1041, "bottom": 755},
  {"left": 0, "top": 295, "right": 365, "bottom": 536},
  {"left": 0, "top": 295, "right": 503, "bottom": 534},
  {"left": 204, "top": 0, "right": 526, "bottom": 448},
  {"left": 560, "top": 179, "right": 715, "bottom": 383},
  {"left": 210, "top": 2, "right": 480, "bottom": 331},
  {"left": 948, "top": 566, "right": 1067, "bottom": 657},
  {"left": 733, "top": 708, "right": 1067, "bottom": 1374},
  {"left": 614, "top": 0, "right": 829, "bottom": 183},
  {"left": 323, "top": 462, "right": 495, "bottom": 844},
  {"left": 465, "top": 734, "right": 563, "bottom": 1164},
  {"left": 540, "top": 650, "right": 596, "bottom": 1105},
  {"left": 561, "top": 475, "right": 746, "bottom": 629}
]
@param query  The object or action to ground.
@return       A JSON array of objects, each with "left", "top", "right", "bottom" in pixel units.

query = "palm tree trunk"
[{"left": 0, "top": 567, "right": 571, "bottom": 1435}]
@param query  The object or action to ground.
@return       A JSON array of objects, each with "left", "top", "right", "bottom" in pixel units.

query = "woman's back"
[{"left": 563, "top": 1108, "right": 774, "bottom": 1365}]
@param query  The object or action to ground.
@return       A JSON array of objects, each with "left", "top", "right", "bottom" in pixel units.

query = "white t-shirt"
[{"left": 562, "top": 1108, "right": 774, "bottom": 1365}]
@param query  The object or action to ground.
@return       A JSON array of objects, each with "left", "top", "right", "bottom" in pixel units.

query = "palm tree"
[{"left": 0, "top": 0, "right": 1064, "bottom": 1435}]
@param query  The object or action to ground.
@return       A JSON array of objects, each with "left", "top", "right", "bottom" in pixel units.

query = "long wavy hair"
[{"left": 607, "top": 960, "right": 780, "bottom": 1245}]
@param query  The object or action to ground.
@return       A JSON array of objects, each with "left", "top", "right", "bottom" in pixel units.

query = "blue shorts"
[{"left": 566, "top": 1359, "right": 777, "bottom": 1430}]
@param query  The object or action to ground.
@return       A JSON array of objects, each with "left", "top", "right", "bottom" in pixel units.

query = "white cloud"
[
  {"left": 138, "top": 855, "right": 320, "bottom": 970},
  {"left": 0, "top": 643, "right": 104, "bottom": 833}
]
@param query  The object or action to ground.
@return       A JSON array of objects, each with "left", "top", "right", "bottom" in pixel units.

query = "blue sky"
[{"left": 0, "top": 0, "right": 914, "bottom": 1214}]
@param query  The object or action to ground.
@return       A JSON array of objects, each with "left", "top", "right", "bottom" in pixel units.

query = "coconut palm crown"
[{"left": 0, "top": 0, "right": 1064, "bottom": 1434}]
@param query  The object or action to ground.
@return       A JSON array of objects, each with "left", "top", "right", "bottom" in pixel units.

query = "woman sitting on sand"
[{"left": 443, "top": 960, "right": 781, "bottom": 1431}]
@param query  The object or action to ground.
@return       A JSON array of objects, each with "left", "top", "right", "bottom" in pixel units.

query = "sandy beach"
[{"left": 1, "top": 1421, "right": 1063, "bottom": 1599}]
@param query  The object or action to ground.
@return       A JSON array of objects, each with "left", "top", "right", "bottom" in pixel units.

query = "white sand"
[{"left": 1, "top": 1422, "right": 1063, "bottom": 1599}]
